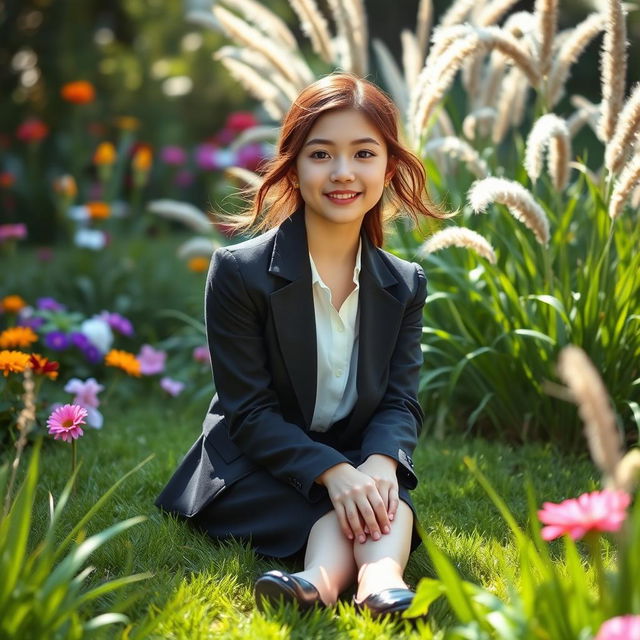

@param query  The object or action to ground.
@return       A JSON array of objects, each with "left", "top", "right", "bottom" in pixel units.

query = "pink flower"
[
  {"left": 192, "top": 345, "right": 210, "bottom": 363},
  {"left": 160, "top": 376, "right": 184, "bottom": 396},
  {"left": 226, "top": 111, "right": 258, "bottom": 132},
  {"left": 137, "top": 344, "right": 166, "bottom": 375},
  {"left": 0, "top": 223, "right": 27, "bottom": 242},
  {"left": 596, "top": 615, "right": 640, "bottom": 640},
  {"left": 64, "top": 377, "right": 104, "bottom": 408},
  {"left": 47, "top": 404, "right": 87, "bottom": 442},
  {"left": 538, "top": 489, "right": 632, "bottom": 541},
  {"left": 160, "top": 145, "right": 187, "bottom": 166}
]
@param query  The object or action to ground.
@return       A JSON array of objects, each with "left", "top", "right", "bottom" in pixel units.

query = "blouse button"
[{"left": 335, "top": 369, "right": 343, "bottom": 377}]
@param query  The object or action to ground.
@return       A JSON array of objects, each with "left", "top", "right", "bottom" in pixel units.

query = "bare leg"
[
  {"left": 353, "top": 501, "right": 413, "bottom": 602},
  {"left": 292, "top": 510, "right": 358, "bottom": 605}
]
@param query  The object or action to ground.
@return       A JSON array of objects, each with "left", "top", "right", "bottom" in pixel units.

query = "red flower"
[
  {"left": 16, "top": 118, "right": 49, "bottom": 143},
  {"left": 28, "top": 353, "right": 60, "bottom": 380},
  {"left": 225, "top": 111, "right": 258, "bottom": 132}
]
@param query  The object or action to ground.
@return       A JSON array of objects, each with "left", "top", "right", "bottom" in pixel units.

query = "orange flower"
[
  {"left": 114, "top": 116, "right": 140, "bottom": 131},
  {"left": 53, "top": 175, "right": 77, "bottom": 199},
  {"left": 61, "top": 81, "right": 96, "bottom": 104},
  {"left": 28, "top": 353, "right": 59, "bottom": 380},
  {"left": 0, "top": 350, "right": 30, "bottom": 376},
  {"left": 105, "top": 349, "right": 141, "bottom": 377},
  {"left": 0, "top": 326, "right": 38, "bottom": 349},
  {"left": 187, "top": 257, "right": 209, "bottom": 273},
  {"left": 0, "top": 172, "right": 15, "bottom": 188},
  {"left": 87, "top": 202, "right": 110, "bottom": 219},
  {"left": 1, "top": 295, "right": 27, "bottom": 313},
  {"left": 132, "top": 146, "right": 152, "bottom": 172},
  {"left": 93, "top": 141, "right": 116, "bottom": 165}
]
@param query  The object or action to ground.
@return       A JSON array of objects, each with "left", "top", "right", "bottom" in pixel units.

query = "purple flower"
[
  {"left": 99, "top": 311, "right": 134, "bottom": 336},
  {"left": 174, "top": 169, "right": 194, "bottom": 187},
  {"left": 37, "top": 297, "right": 66, "bottom": 312},
  {"left": 160, "top": 376, "right": 185, "bottom": 397},
  {"left": 44, "top": 330, "right": 70, "bottom": 351},
  {"left": 192, "top": 345, "right": 210, "bottom": 363},
  {"left": 160, "top": 145, "right": 187, "bottom": 166},
  {"left": 82, "top": 343, "right": 102, "bottom": 364},
  {"left": 236, "top": 143, "right": 264, "bottom": 171},
  {"left": 17, "top": 315, "right": 45, "bottom": 331},
  {"left": 137, "top": 344, "right": 166, "bottom": 375},
  {"left": 70, "top": 331, "right": 90, "bottom": 350},
  {"left": 195, "top": 144, "right": 218, "bottom": 171}
]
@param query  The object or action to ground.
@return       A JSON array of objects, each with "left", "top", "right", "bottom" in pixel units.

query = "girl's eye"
[
  {"left": 356, "top": 150, "right": 375, "bottom": 158},
  {"left": 310, "top": 151, "right": 329, "bottom": 159},
  {"left": 309, "top": 150, "right": 375, "bottom": 159}
]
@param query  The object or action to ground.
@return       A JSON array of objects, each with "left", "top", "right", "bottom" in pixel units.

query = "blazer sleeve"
[
  {"left": 205, "top": 247, "right": 352, "bottom": 502},
  {"left": 359, "top": 262, "right": 427, "bottom": 489}
]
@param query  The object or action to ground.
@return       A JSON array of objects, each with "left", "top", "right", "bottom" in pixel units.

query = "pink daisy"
[
  {"left": 47, "top": 404, "right": 87, "bottom": 442},
  {"left": 538, "top": 489, "right": 631, "bottom": 541},
  {"left": 596, "top": 615, "right": 640, "bottom": 640}
]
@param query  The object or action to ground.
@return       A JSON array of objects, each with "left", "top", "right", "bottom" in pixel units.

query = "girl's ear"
[{"left": 385, "top": 156, "right": 397, "bottom": 183}]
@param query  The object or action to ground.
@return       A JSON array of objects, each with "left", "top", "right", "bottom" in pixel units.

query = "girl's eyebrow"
[{"left": 304, "top": 137, "right": 381, "bottom": 147}]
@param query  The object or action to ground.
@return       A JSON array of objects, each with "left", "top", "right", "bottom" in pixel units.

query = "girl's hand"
[
  {"left": 357, "top": 454, "right": 400, "bottom": 523},
  {"left": 315, "top": 463, "right": 391, "bottom": 543}
]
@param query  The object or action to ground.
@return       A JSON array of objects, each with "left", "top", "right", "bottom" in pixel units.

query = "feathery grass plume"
[
  {"left": 492, "top": 67, "right": 527, "bottom": 143},
  {"left": 420, "top": 226, "right": 497, "bottom": 263},
  {"left": 608, "top": 152, "right": 640, "bottom": 219},
  {"left": 468, "top": 176, "right": 550, "bottom": 244},
  {"left": 415, "top": 0, "right": 434, "bottom": 64},
  {"left": 477, "top": 50, "right": 508, "bottom": 108},
  {"left": 215, "top": 58, "right": 288, "bottom": 120},
  {"left": 615, "top": 449, "right": 640, "bottom": 493},
  {"left": 214, "top": 46, "right": 300, "bottom": 103},
  {"left": 571, "top": 94, "right": 604, "bottom": 140},
  {"left": 177, "top": 237, "right": 220, "bottom": 260},
  {"left": 424, "top": 136, "right": 490, "bottom": 177},
  {"left": 547, "top": 13, "right": 605, "bottom": 107},
  {"left": 632, "top": 183, "right": 640, "bottom": 209},
  {"left": 221, "top": 0, "right": 297, "bottom": 51},
  {"left": 463, "top": 107, "right": 497, "bottom": 140},
  {"left": 327, "top": 0, "right": 366, "bottom": 76},
  {"left": 440, "top": 0, "right": 475, "bottom": 27},
  {"left": 598, "top": 0, "right": 628, "bottom": 142},
  {"left": 213, "top": 5, "right": 311, "bottom": 89},
  {"left": 373, "top": 39, "right": 409, "bottom": 116},
  {"left": 148, "top": 200, "right": 213, "bottom": 233},
  {"left": 345, "top": 0, "right": 368, "bottom": 72},
  {"left": 289, "top": 0, "right": 334, "bottom": 63},
  {"left": 557, "top": 345, "right": 623, "bottom": 485},
  {"left": 401, "top": 30, "right": 421, "bottom": 93},
  {"left": 524, "top": 113, "right": 571, "bottom": 190},
  {"left": 3, "top": 368, "right": 36, "bottom": 517},
  {"left": 462, "top": 55, "right": 485, "bottom": 110},
  {"left": 534, "top": 0, "right": 557, "bottom": 77},
  {"left": 605, "top": 82, "right": 640, "bottom": 174},
  {"left": 229, "top": 125, "right": 279, "bottom": 151},
  {"left": 224, "top": 166, "right": 264, "bottom": 191},
  {"left": 478, "top": 0, "right": 522, "bottom": 26}
]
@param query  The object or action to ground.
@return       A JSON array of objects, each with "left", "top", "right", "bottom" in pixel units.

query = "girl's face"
[{"left": 291, "top": 108, "right": 393, "bottom": 230}]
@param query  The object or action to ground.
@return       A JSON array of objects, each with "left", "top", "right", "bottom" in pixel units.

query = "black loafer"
[
  {"left": 254, "top": 570, "right": 323, "bottom": 611},
  {"left": 353, "top": 588, "right": 419, "bottom": 619}
]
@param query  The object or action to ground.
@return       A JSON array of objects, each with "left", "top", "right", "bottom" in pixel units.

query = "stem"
[
  {"left": 586, "top": 532, "right": 608, "bottom": 612},
  {"left": 71, "top": 439, "right": 77, "bottom": 494}
]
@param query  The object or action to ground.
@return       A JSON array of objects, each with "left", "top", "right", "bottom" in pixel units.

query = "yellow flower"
[
  {"left": 87, "top": 202, "right": 110, "bottom": 219},
  {"left": 132, "top": 146, "right": 152, "bottom": 172},
  {"left": 94, "top": 141, "right": 117, "bottom": 166},
  {"left": 187, "top": 257, "right": 209, "bottom": 273},
  {"left": 0, "top": 350, "right": 30, "bottom": 376},
  {"left": 53, "top": 174, "right": 77, "bottom": 199},
  {"left": 0, "top": 326, "right": 38, "bottom": 349},
  {"left": 1, "top": 295, "right": 27, "bottom": 313},
  {"left": 105, "top": 349, "right": 141, "bottom": 377},
  {"left": 115, "top": 116, "right": 140, "bottom": 131}
]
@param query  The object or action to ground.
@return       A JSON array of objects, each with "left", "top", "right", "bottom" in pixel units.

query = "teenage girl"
[{"left": 155, "top": 71, "right": 447, "bottom": 618}]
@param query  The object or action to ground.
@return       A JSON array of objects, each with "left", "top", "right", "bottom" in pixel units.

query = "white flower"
[
  {"left": 74, "top": 229, "right": 107, "bottom": 250},
  {"left": 80, "top": 317, "right": 113, "bottom": 354}
]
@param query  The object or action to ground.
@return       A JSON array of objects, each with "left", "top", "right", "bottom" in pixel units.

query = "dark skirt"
[{"left": 189, "top": 445, "right": 422, "bottom": 559}]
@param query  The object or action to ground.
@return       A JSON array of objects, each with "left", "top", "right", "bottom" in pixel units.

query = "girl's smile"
[{"left": 291, "top": 108, "right": 393, "bottom": 229}]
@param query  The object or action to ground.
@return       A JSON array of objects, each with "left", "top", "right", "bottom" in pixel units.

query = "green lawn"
[{"left": 10, "top": 395, "right": 598, "bottom": 639}]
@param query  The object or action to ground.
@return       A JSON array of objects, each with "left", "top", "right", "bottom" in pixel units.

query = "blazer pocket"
[{"left": 210, "top": 429, "right": 244, "bottom": 464}]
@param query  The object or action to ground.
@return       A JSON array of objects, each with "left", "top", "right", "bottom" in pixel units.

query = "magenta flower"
[
  {"left": 192, "top": 345, "right": 210, "bottom": 363},
  {"left": 160, "top": 145, "right": 187, "bottom": 166},
  {"left": 99, "top": 311, "right": 133, "bottom": 336},
  {"left": 47, "top": 404, "right": 87, "bottom": 442},
  {"left": 137, "top": 344, "right": 166, "bottom": 375},
  {"left": 538, "top": 489, "right": 632, "bottom": 541},
  {"left": 595, "top": 615, "right": 640, "bottom": 640},
  {"left": 0, "top": 223, "right": 27, "bottom": 242},
  {"left": 160, "top": 376, "right": 184, "bottom": 396}
]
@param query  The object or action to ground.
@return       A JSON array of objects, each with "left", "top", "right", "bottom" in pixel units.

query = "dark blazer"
[{"left": 154, "top": 207, "right": 428, "bottom": 520}]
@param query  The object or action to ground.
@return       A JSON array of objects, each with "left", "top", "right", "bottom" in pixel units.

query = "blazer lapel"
[
  {"left": 268, "top": 208, "right": 404, "bottom": 432},
  {"left": 269, "top": 209, "right": 317, "bottom": 427}
]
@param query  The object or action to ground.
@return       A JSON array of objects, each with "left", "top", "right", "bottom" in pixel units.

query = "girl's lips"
[{"left": 324, "top": 192, "right": 361, "bottom": 204}]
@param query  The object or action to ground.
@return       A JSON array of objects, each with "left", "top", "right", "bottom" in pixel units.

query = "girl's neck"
[{"left": 304, "top": 212, "right": 362, "bottom": 267}]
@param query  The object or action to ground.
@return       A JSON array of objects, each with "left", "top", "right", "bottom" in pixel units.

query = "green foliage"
[
  {"left": 0, "top": 439, "right": 152, "bottom": 639},
  {"left": 389, "top": 167, "right": 640, "bottom": 446},
  {"left": 411, "top": 457, "right": 639, "bottom": 639}
]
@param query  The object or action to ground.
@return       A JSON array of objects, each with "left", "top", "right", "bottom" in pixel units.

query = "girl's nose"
[{"left": 330, "top": 159, "right": 355, "bottom": 182}]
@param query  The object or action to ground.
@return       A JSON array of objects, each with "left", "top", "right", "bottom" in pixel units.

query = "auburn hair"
[{"left": 218, "top": 72, "right": 449, "bottom": 247}]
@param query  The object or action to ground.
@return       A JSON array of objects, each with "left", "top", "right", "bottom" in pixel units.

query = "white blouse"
[{"left": 308, "top": 239, "right": 361, "bottom": 432}]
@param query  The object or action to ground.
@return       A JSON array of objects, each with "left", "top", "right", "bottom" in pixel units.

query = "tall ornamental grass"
[{"left": 177, "top": 0, "right": 640, "bottom": 446}]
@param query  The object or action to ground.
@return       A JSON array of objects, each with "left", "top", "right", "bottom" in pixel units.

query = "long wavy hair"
[{"left": 219, "top": 72, "right": 450, "bottom": 247}]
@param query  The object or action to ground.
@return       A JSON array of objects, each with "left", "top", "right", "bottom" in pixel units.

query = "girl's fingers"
[
  {"left": 335, "top": 503, "right": 354, "bottom": 540},
  {"left": 388, "top": 486, "right": 400, "bottom": 522},
  {"left": 345, "top": 504, "right": 366, "bottom": 543}
]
